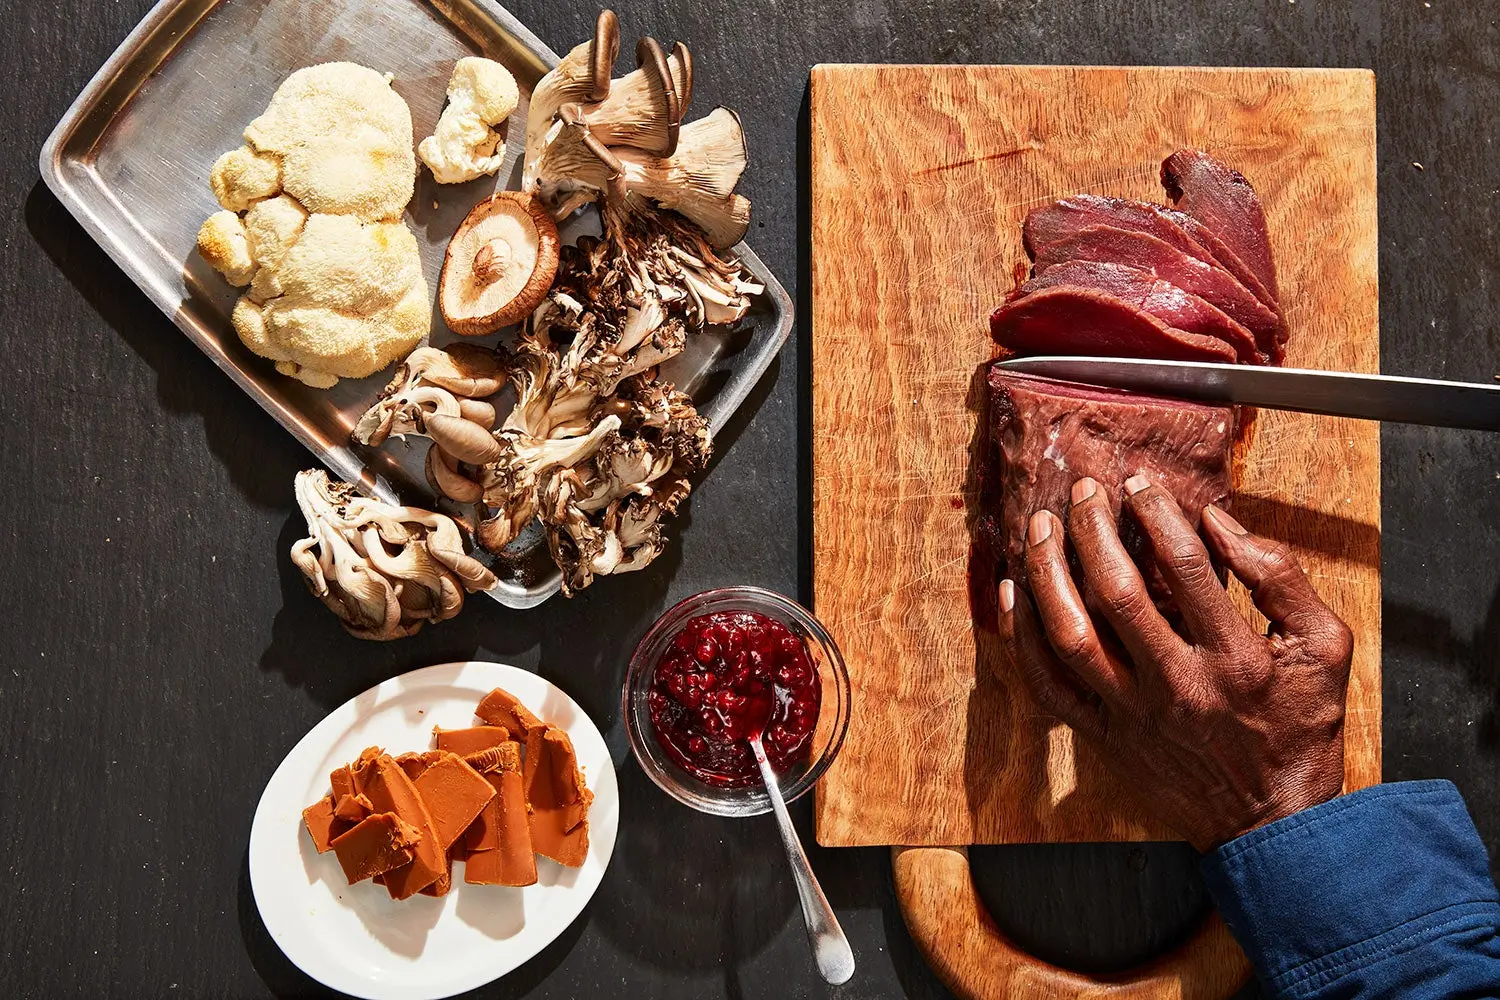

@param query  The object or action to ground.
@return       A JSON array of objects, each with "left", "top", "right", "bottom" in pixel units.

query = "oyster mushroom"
[
  {"left": 520, "top": 13, "right": 759, "bottom": 339},
  {"left": 525, "top": 10, "right": 619, "bottom": 185},
  {"left": 559, "top": 35, "right": 680, "bottom": 158},
  {"left": 612, "top": 108, "right": 751, "bottom": 249},
  {"left": 353, "top": 345, "right": 505, "bottom": 504},
  {"left": 589, "top": 9, "right": 620, "bottom": 102},
  {"left": 290, "top": 470, "right": 496, "bottom": 640},
  {"left": 440, "top": 192, "right": 561, "bottom": 336}
]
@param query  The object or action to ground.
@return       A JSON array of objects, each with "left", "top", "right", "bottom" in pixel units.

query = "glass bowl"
[{"left": 623, "top": 586, "right": 852, "bottom": 817}]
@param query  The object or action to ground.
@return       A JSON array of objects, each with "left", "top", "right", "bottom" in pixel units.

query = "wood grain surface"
[{"left": 812, "top": 65, "right": 1381, "bottom": 848}]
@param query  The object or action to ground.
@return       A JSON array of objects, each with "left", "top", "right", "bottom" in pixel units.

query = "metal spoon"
[{"left": 748, "top": 730, "right": 856, "bottom": 985}]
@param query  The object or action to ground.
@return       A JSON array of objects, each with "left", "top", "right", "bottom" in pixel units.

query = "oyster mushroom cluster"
[
  {"left": 354, "top": 345, "right": 507, "bottom": 503},
  {"left": 522, "top": 9, "right": 763, "bottom": 335},
  {"left": 290, "top": 470, "right": 497, "bottom": 640}
]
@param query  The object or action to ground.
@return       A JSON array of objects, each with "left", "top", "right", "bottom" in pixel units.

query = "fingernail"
[
  {"left": 1124, "top": 474, "right": 1152, "bottom": 496},
  {"left": 998, "top": 579, "right": 1015, "bottom": 613},
  {"left": 1204, "top": 504, "right": 1247, "bottom": 535},
  {"left": 1027, "top": 510, "right": 1053, "bottom": 546},
  {"left": 1071, "top": 477, "right": 1097, "bottom": 504}
]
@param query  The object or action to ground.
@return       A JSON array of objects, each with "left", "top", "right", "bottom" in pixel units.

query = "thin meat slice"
[
  {"left": 990, "top": 286, "right": 1239, "bottom": 363},
  {"left": 1024, "top": 194, "right": 1280, "bottom": 320},
  {"left": 1161, "top": 150, "right": 1280, "bottom": 310},
  {"left": 1159, "top": 206, "right": 1279, "bottom": 319},
  {"left": 1024, "top": 195, "right": 1218, "bottom": 265},
  {"left": 1020, "top": 260, "right": 1260, "bottom": 363},
  {"left": 984, "top": 367, "right": 1235, "bottom": 613},
  {"left": 1032, "top": 225, "right": 1280, "bottom": 363}
]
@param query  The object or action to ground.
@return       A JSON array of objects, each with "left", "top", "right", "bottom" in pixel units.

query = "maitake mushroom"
[
  {"left": 475, "top": 323, "right": 712, "bottom": 595},
  {"left": 439, "top": 192, "right": 561, "bottom": 336},
  {"left": 290, "top": 470, "right": 497, "bottom": 640}
]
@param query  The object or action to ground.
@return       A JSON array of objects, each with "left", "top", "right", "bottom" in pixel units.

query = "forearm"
[{"left": 1202, "top": 780, "right": 1500, "bottom": 999}]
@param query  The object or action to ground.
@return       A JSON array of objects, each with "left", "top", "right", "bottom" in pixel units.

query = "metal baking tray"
[{"left": 39, "top": 0, "right": 794, "bottom": 609}]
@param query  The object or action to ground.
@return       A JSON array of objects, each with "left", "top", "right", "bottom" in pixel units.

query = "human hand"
[{"left": 996, "top": 475, "right": 1354, "bottom": 851}]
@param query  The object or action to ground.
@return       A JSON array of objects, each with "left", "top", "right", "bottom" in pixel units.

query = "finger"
[
  {"left": 1201, "top": 505, "right": 1355, "bottom": 668},
  {"left": 1022, "top": 509, "right": 1134, "bottom": 707},
  {"left": 1065, "top": 479, "right": 1190, "bottom": 669},
  {"left": 1123, "top": 475, "right": 1256, "bottom": 650},
  {"left": 997, "top": 579, "right": 1105, "bottom": 740}
]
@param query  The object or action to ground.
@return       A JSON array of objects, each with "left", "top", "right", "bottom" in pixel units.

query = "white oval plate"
[{"left": 249, "top": 661, "right": 618, "bottom": 1000}]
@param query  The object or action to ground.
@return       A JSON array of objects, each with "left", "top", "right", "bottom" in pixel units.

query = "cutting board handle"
[{"left": 892, "top": 846, "right": 1252, "bottom": 999}]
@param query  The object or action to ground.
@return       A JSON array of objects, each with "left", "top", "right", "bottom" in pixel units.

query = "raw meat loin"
[
  {"left": 1031, "top": 225, "right": 1280, "bottom": 363},
  {"left": 990, "top": 286, "right": 1240, "bottom": 363},
  {"left": 984, "top": 367, "right": 1236, "bottom": 611},
  {"left": 1021, "top": 260, "right": 1260, "bottom": 363},
  {"left": 1161, "top": 150, "right": 1281, "bottom": 314}
]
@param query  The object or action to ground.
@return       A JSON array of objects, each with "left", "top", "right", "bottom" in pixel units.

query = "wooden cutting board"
[{"left": 811, "top": 65, "right": 1381, "bottom": 850}]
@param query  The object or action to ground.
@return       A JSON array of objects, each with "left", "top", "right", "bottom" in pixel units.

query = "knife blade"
[{"left": 995, "top": 356, "right": 1500, "bottom": 431}]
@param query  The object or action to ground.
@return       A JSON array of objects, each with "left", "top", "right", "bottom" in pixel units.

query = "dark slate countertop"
[{"left": 3, "top": 1, "right": 1496, "bottom": 997}]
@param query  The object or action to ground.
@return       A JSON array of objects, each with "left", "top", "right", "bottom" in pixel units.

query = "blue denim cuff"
[{"left": 1202, "top": 780, "right": 1500, "bottom": 998}]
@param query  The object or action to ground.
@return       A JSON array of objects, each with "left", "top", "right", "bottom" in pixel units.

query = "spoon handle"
[{"left": 751, "top": 736, "right": 856, "bottom": 985}]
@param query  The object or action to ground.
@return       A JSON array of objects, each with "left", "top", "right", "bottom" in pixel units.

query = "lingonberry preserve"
[{"left": 647, "top": 611, "right": 821, "bottom": 787}]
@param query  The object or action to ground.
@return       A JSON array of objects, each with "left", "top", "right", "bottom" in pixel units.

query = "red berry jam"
[{"left": 647, "top": 611, "right": 822, "bottom": 788}]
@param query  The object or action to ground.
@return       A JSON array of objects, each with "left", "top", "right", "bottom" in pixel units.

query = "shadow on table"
[
  {"left": 255, "top": 508, "right": 543, "bottom": 711},
  {"left": 25, "top": 180, "right": 306, "bottom": 510},
  {"left": 584, "top": 763, "right": 792, "bottom": 989},
  {"left": 1385, "top": 583, "right": 1500, "bottom": 749}
]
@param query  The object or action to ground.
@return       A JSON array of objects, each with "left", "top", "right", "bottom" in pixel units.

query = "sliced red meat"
[
  {"left": 1020, "top": 261, "right": 1259, "bottom": 363},
  {"left": 1031, "top": 225, "right": 1280, "bottom": 364},
  {"left": 983, "top": 367, "right": 1236, "bottom": 612},
  {"left": 990, "top": 287, "right": 1239, "bottom": 363},
  {"left": 1024, "top": 194, "right": 1280, "bottom": 320},
  {"left": 1024, "top": 195, "right": 1216, "bottom": 265},
  {"left": 1161, "top": 150, "right": 1281, "bottom": 311}
]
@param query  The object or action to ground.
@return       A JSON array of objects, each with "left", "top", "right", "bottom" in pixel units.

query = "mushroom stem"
[
  {"left": 474, "top": 238, "right": 513, "bottom": 284},
  {"left": 589, "top": 9, "right": 620, "bottom": 102}
]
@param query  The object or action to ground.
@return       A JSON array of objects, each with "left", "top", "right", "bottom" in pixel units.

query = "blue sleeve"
[{"left": 1201, "top": 780, "right": 1500, "bottom": 999}]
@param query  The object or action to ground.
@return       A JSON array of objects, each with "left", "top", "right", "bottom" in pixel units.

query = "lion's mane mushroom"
[
  {"left": 195, "top": 63, "right": 428, "bottom": 389},
  {"left": 290, "top": 470, "right": 497, "bottom": 640},
  {"left": 353, "top": 344, "right": 505, "bottom": 504},
  {"left": 418, "top": 57, "right": 520, "bottom": 185},
  {"left": 440, "top": 192, "right": 561, "bottom": 336}
]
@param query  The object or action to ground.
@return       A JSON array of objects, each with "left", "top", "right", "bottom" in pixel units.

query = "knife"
[{"left": 995, "top": 356, "right": 1500, "bottom": 431}]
